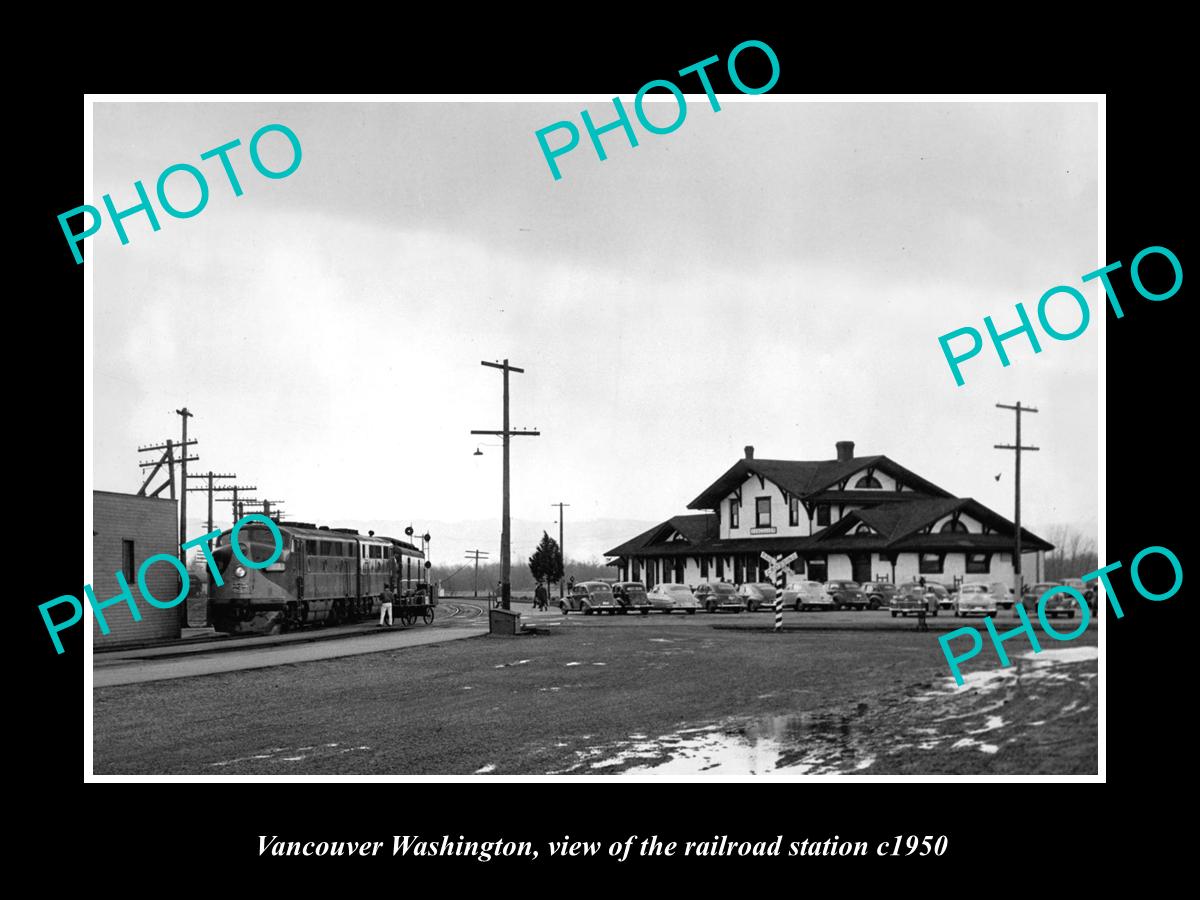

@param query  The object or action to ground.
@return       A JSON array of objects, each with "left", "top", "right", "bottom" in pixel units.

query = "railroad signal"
[{"left": 761, "top": 552, "right": 797, "bottom": 633}]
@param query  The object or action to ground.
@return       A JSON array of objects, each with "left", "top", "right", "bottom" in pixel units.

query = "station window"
[
  {"left": 755, "top": 497, "right": 771, "bottom": 528},
  {"left": 729, "top": 499, "right": 739, "bottom": 529},
  {"left": 854, "top": 523, "right": 872, "bottom": 535},
  {"left": 816, "top": 504, "right": 830, "bottom": 527},
  {"left": 306, "top": 539, "right": 317, "bottom": 554},
  {"left": 919, "top": 553, "right": 944, "bottom": 574},
  {"left": 940, "top": 520, "right": 969, "bottom": 533},
  {"left": 122, "top": 540, "right": 135, "bottom": 583},
  {"left": 319, "top": 541, "right": 332, "bottom": 556},
  {"left": 788, "top": 496, "right": 799, "bottom": 527},
  {"left": 854, "top": 474, "right": 882, "bottom": 489},
  {"left": 966, "top": 553, "right": 991, "bottom": 574}
]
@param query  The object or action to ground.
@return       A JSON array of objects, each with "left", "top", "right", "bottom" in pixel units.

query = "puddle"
[
  {"left": 550, "top": 645, "right": 1096, "bottom": 775},
  {"left": 475, "top": 764, "right": 496, "bottom": 774},
  {"left": 951, "top": 737, "right": 999, "bottom": 754}
]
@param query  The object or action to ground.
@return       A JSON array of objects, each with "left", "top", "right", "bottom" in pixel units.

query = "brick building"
[
  {"left": 93, "top": 491, "right": 181, "bottom": 647},
  {"left": 606, "top": 441, "right": 1051, "bottom": 590}
]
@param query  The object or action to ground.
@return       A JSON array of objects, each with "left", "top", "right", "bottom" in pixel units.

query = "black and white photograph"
[{"left": 81, "top": 94, "right": 1103, "bottom": 778}]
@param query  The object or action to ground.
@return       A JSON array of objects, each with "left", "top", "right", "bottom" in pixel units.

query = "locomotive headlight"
[{"left": 235, "top": 566, "right": 247, "bottom": 578}]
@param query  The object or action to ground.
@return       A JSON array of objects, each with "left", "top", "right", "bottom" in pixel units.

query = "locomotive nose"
[{"left": 212, "top": 544, "right": 235, "bottom": 576}]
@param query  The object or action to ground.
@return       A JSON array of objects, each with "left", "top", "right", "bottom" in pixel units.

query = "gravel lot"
[{"left": 93, "top": 608, "right": 1098, "bottom": 775}]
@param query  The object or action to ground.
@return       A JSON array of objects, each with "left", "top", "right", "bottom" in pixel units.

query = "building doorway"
[
  {"left": 851, "top": 552, "right": 871, "bottom": 584},
  {"left": 808, "top": 556, "right": 828, "bottom": 583}
]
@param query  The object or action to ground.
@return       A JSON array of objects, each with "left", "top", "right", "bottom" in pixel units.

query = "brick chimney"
[
  {"left": 744, "top": 445, "right": 755, "bottom": 460},
  {"left": 836, "top": 440, "right": 855, "bottom": 461}
]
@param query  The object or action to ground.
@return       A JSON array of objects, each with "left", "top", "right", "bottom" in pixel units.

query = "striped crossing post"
[
  {"left": 762, "top": 551, "right": 798, "bottom": 633},
  {"left": 774, "top": 563, "right": 785, "bottom": 631}
]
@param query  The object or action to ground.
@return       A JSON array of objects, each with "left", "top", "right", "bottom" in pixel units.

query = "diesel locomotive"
[{"left": 207, "top": 520, "right": 426, "bottom": 634}]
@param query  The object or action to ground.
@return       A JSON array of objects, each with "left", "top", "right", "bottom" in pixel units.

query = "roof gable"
[{"left": 686, "top": 454, "right": 954, "bottom": 510}]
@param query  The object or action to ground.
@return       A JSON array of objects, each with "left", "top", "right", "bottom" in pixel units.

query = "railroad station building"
[
  {"left": 605, "top": 441, "right": 1051, "bottom": 588},
  {"left": 93, "top": 490, "right": 182, "bottom": 647}
]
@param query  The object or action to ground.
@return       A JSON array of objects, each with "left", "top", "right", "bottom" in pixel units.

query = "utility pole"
[
  {"left": 471, "top": 359, "right": 540, "bottom": 610},
  {"left": 995, "top": 402, "right": 1039, "bottom": 603},
  {"left": 138, "top": 431, "right": 199, "bottom": 627},
  {"left": 175, "top": 408, "right": 193, "bottom": 562},
  {"left": 551, "top": 501, "right": 570, "bottom": 599},
  {"left": 186, "top": 472, "right": 237, "bottom": 536},
  {"left": 138, "top": 437, "right": 199, "bottom": 499},
  {"left": 242, "top": 499, "right": 285, "bottom": 521},
  {"left": 217, "top": 489, "right": 258, "bottom": 524},
  {"left": 464, "top": 549, "right": 490, "bottom": 598}
]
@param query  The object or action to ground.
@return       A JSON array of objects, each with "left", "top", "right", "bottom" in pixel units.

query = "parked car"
[
  {"left": 647, "top": 583, "right": 699, "bottom": 614},
  {"left": 922, "top": 582, "right": 953, "bottom": 610},
  {"left": 559, "top": 581, "right": 619, "bottom": 615},
  {"left": 781, "top": 580, "right": 831, "bottom": 611},
  {"left": 860, "top": 581, "right": 899, "bottom": 610},
  {"left": 1061, "top": 577, "right": 1096, "bottom": 609},
  {"left": 890, "top": 584, "right": 938, "bottom": 618},
  {"left": 693, "top": 582, "right": 743, "bottom": 613},
  {"left": 826, "top": 580, "right": 868, "bottom": 610},
  {"left": 953, "top": 583, "right": 997, "bottom": 617},
  {"left": 611, "top": 581, "right": 652, "bottom": 614},
  {"left": 1021, "top": 581, "right": 1079, "bottom": 618},
  {"left": 988, "top": 581, "right": 1015, "bottom": 610},
  {"left": 737, "top": 582, "right": 779, "bottom": 612}
]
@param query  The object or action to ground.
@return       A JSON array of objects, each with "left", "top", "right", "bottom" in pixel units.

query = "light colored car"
[
  {"left": 780, "top": 580, "right": 831, "bottom": 611},
  {"left": 693, "top": 582, "right": 743, "bottom": 613},
  {"left": 559, "top": 581, "right": 618, "bottom": 615},
  {"left": 647, "top": 583, "right": 699, "bottom": 614},
  {"left": 737, "top": 582, "right": 779, "bottom": 612},
  {"left": 987, "top": 581, "right": 1015, "bottom": 610},
  {"left": 954, "top": 583, "right": 997, "bottom": 617}
]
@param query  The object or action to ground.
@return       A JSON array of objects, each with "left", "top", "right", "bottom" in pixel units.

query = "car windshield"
[
  {"left": 587, "top": 584, "right": 612, "bottom": 593},
  {"left": 667, "top": 585, "right": 691, "bottom": 593},
  {"left": 961, "top": 585, "right": 988, "bottom": 594},
  {"left": 1032, "top": 583, "right": 1059, "bottom": 592},
  {"left": 621, "top": 583, "right": 645, "bottom": 591},
  {"left": 711, "top": 584, "right": 734, "bottom": 594}
]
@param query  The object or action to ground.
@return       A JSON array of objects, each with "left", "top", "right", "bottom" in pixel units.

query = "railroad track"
[{"left": 438, "top": 600, "right": 485, "bottom": 621}]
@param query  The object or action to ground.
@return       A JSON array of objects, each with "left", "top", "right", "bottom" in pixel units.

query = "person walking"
[
  {"left": 534, "top": 581, "right": 548, "bottom": 611},
  {"left": 379, "top": 582, "right": 395, "bottom": 627}
]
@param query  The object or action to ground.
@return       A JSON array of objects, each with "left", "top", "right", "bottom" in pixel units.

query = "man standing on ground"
[{"left": 379, "top": 582, "right": 395, "bottom": 627}]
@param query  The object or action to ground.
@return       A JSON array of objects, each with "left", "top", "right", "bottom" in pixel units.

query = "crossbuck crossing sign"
[{"left": 761, "top": 551, "right": 798, "bottom": 632}]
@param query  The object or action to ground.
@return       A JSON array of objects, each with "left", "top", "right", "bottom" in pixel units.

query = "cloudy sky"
[{"left": 89, "top": 99, "right": 1098, "bottom": 562}]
